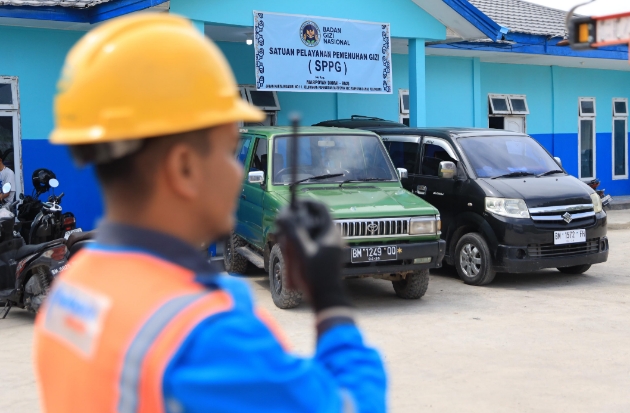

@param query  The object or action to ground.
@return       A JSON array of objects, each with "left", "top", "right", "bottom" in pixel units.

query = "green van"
[{"left": 226, "top": 126, "right": 446, "bottom": 308}]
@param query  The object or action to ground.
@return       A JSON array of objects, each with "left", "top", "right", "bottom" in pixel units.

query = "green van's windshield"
[
  {"left": 272, "top": 135, "right": 397, "bottom": 184},
  {"left": 458, "top": 135, "right": 562, "bottom": 178}
]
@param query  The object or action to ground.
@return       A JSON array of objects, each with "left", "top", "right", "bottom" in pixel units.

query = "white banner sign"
[{"left": 253, "top": 11, "right": 392, "bottom": 94}]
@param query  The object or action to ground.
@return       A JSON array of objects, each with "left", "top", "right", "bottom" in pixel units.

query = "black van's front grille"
[
  {"left": 529, "top": 204, "right": 596, "bottom": 230},
  {"left": 527, "top": 239, "right": 600, "bottom": 258}
]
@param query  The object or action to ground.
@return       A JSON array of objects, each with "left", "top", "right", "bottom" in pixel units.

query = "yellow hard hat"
[{"left": 50, "top": 13, "right": 264, "bottom": 145}]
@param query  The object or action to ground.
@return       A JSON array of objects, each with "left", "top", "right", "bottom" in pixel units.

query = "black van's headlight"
[
  {"left": 590, "top": 193, "right": 603, "bottom": 213},
  {"left": 485, "top": 197, "right": 530, "bottom": 219}
]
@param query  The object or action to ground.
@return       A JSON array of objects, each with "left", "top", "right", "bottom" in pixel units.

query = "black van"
[{"left": 315, "top": 124, "right": 609, "bottom": 285}]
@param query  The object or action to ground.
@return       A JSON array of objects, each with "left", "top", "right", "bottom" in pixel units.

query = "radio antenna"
[{"left": 289, "top": 113, "right": 301, "bottom": 210}]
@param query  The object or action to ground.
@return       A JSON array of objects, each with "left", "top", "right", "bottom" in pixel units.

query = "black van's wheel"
[
  {"left": 224, "top": 233, "right": 248, "bottom": 274},
  {"left": 558, "top": 264, "right": 591, "bottom": 274},
  {"left": 455, "top": 233, "right": 496, "bottom": 286},
  {"left": 269, "top": 245, "right": 302, "bottom": 309},
  {"left": 392, "top": 269, "right": 429, "bottom": 299}
]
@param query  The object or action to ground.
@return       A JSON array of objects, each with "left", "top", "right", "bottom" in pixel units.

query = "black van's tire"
[
  {"left": 455, "top": 233, "right": 496, "bottom": 286},
  {"left": 558, "top": 264, "right": 591, "bottom": 274},
  {"left": 269, "top": 245, "right": 302, "bottom": 309},
  {"left": 392, "top": 269, "right": 429, "bottom": 299},
  {"left": 224, "top": 233, "right": 248, "bottom": 274}
]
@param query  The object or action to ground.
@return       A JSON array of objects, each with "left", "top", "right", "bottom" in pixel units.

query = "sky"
[{"left": 524, "top": 0, "right": 630, "bottom": 16}]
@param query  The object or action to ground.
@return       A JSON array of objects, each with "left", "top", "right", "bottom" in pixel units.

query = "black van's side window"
[
  {"left": 250, "top": 138, "right": 268, "bottom": 177},
  {"left": 387, "top": 141, "right": 419, "bottom": 174},
  {"left": 421, "top": 140, "right": 457, "bottom": 177}
]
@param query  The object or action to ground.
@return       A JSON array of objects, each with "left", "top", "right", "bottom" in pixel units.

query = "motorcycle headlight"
[
  {"left": 485, "top": 197, "right": 530, "bottom": 219},
  {"left": 410, "top": 216, "right": 439, "bottom": 235},
  {"left": 590, "top": 193, "right": 603, "bottom": 213}
]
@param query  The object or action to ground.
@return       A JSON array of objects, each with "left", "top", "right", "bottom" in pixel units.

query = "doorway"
[{"left": 0, "top": 77, "right": 23, "bottom": 195}]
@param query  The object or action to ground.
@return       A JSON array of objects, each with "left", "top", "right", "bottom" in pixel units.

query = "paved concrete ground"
[{"left": 1, "top": 228, "right": 629, "bottom": 412}]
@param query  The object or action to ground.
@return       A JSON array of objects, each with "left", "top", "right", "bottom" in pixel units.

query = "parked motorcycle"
[
  {"left": 586, "top": 178, "right": 613, "bottom": 209},
  {"left": 18, "top": 169, "right": 81, "bottom": 244},
  {"left": 0, "top": 183, "right": 68, "bottom": 318}
]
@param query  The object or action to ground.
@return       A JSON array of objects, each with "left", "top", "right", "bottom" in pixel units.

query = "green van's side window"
[{"left": 237, "top": 136, "right": 252, "bottom": 165}]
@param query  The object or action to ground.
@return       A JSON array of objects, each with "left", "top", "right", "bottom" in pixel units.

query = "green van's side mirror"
[{"left": 248, "top": 171, "right": 265, "bottom": 185}]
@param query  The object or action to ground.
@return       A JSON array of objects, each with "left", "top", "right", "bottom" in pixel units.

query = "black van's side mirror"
[{"left": 438, "top": 161, "right": 456, "bottom": 179}]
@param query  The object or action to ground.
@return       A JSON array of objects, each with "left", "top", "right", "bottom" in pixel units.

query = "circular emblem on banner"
[{"left": 300, "top": 21, "right": 320, "bottom": 47}]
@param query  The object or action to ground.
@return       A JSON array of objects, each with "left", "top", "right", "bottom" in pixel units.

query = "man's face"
[{"left": 197, "top": 123, "right": 243, "bottom": 240}]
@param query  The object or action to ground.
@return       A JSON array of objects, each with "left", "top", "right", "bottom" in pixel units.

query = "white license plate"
[
  {"left": 351, "top": 245, "right": 398, "bottom": 263},
  {"left": 64, "top": 228, "right": 82, "bottom": 240},
  {"left": 554, "top": 229, "right": 586, "bottom": 245}
]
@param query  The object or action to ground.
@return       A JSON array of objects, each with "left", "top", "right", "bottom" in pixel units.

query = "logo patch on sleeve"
[{"left": 44, "top": 281, "right": 111, "bottom": 358}]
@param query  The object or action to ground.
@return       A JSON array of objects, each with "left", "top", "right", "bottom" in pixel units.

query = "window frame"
[
  {"left": 244, "top": 85, "right": 281, "bottom": 111},
  {"left": 488, "top": 94, "right": 511, "bottom": 115},
  {"left": 578, "top": 116, "right": 596, "bottom": 180},
  {"left": 613, "top": 98, "right": 628, "bottom": 117},
  {"left": 0, "top": 76, "right": 18, "bottom": 110},
  {"left": 579, "top": 97, "right": 596, "bottom": 117},
  {"left": 508, "top": 95, "right": 530, "bottom": 115},
  {"left": 399, "top": 89, "right": 409, "bottom": 115},
  {"left": 612, "top": 116, "right": 628, "bottom": 180},
  {"left": 0, "top": 109, "right": 24, "bottom": 194},
  {"left": 419, "top": 136, "right": 459, "bottom": 178}
]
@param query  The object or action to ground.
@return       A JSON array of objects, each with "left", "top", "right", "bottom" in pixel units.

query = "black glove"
[{"left": 275, "top": 199, "right": 351, "bottom": 313}]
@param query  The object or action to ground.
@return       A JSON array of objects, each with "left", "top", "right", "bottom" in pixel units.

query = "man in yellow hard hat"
[{"left": 33, "top": 13, "right": 386, "bottom": 413}]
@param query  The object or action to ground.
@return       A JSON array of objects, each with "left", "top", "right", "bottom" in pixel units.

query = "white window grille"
[
  {"left": 578, "top": 98, "right": 596, "bottom": 180},
  {"left": 613, "top": 98, "right": 628, "bottom": 179}
]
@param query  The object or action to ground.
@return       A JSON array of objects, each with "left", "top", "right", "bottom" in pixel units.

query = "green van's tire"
[
  {"left": 269, "top": 245, "right": 302, "bottom": 309},
  {"left": 392, "top": 269, "right": 429, "bottom": 299},
  {"left": 224, "top": 233, "right": 248, "bottom": 274}
]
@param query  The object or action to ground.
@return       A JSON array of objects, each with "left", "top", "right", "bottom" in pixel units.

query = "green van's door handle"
[{"left": 241, "top": 194, "right": 247, "bottom": 200}]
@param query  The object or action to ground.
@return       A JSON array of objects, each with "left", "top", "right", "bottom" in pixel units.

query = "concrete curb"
[{"left": 609, "top": 223, "right": 630, "bottom": 230}]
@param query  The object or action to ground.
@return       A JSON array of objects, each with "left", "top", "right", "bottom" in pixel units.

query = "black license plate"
[{"left": 351, "top": 245, "right": 398, "bottom": 263}]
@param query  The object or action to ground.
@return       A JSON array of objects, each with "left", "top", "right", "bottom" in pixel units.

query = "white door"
[{"left": 504, "top": 116, "right": 525, "bottom": 133}]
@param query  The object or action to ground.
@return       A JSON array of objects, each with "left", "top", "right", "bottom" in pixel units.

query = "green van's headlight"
[
  {"left": 410, "top": 217, "right": 439, "bottom": 235},
  {"left": 590, "top": 193, "right": 603, "bottom": 213},
  {"left": 485, "top": 197, "right": 530, "bottom": 218}
]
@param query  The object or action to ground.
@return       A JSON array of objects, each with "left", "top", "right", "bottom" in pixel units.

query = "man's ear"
[{"left": 163, "top": 144, "right": 202, "bottom": 201}]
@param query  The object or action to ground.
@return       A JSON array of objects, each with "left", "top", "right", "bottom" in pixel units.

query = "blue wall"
[
  {"left": 0, "top": 25, "right": 103, "bottom": 230},
  {"left": 171, "top": 0, "right": 446, "bottom": 40},
  {"left": 480, "top": 62, "right": 630, "bottom": 196}
]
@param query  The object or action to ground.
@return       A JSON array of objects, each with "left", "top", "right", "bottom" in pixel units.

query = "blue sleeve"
[{"left": 163, "top": 308, "right": 386, "bottom": 413}]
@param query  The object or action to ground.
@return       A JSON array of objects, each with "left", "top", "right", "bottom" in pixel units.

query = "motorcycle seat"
[
  {"left": 65, "top": 230, "right": 95, "bottom": 250},
  {"left": 16, "top": 239, "right": 64, "bottom": 261}
]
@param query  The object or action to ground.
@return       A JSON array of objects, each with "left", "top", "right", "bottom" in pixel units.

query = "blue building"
[{"left": 0, "top": 0, "right": 628, "bottom": 230}]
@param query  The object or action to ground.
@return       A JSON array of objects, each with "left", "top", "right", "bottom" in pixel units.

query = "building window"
[
  {"left": 399, "top": 89, "right": 409, "bottom": 126},
  {"left": 488, "top": 94, "right": 529, "bottom": 133},
  {"left": 578, "top": 97, "right": 596, "bottom": 180},
  {"left": 0, "top": 80, "right": 17, "bottom": 110},
  {"left": 613, "top": 98, "right": 628, "bottom": 179},
  {"left": 238, "top": 85, "right": 280, "bottom": 126}
]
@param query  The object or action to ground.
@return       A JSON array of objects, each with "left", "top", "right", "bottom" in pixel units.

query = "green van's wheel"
[
  {"left": 224, "top": 233, "right": 248, "bottom": 274},
  {"left": 269, "top": 245, "right": 302, "bottom": 309}
]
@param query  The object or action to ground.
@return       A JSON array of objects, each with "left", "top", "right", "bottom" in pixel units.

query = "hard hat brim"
[{"left": 50, "top": 99, "right": 266, "bottom": 145}]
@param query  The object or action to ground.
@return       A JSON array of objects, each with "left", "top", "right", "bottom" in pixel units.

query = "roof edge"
[
  {"left": 0, "top": 0, "right": 168, "bottom": 24},
  {"left": 442, "top": 0, "right": 508, "bottom": 42}
]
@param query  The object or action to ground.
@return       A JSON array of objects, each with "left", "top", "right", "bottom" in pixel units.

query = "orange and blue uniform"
[{"left": 34, "top": 223, "right": 387, "bottom": 413}]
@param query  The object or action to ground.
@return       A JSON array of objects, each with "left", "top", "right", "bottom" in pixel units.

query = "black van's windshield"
[
  {"left": 458, "top": 136, "right": 562, "bottom": 179},
  {"left": 272, "top": 135, "right": 397, "bottom": 184}
]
